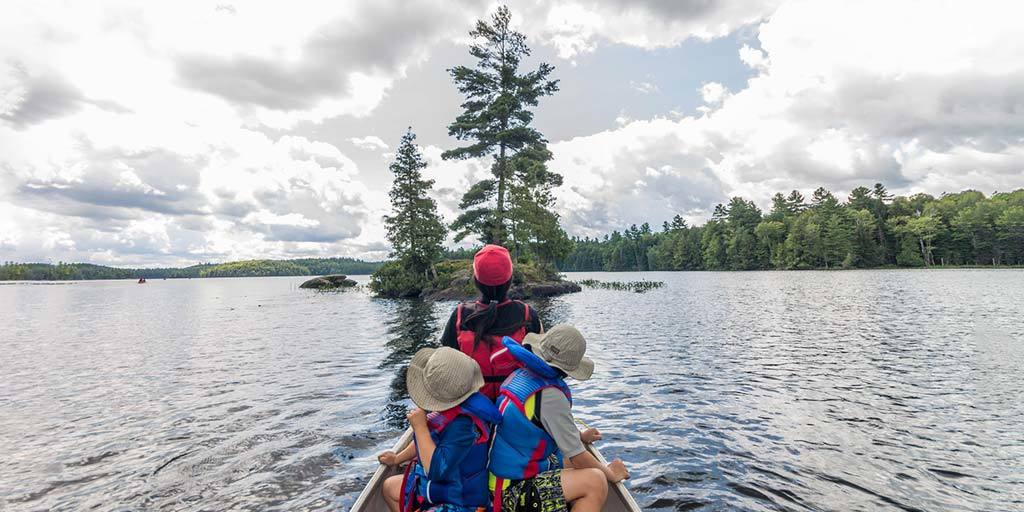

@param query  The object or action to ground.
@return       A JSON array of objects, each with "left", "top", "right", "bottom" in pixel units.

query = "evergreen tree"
[
  {"left": 724, "top": 197, "right": 765, "bottom": 269},
  {"left": 702, "top": 215, "right": 728, "bottom": 270},
  {"left": 383, "top": 129, "right": 446, "bottom": 279},
  {"left": 506, "top": 143, "right": 572, "bottom": 266},
  {"left": 786, "top": 190, "right": 808, "bottom": 213},
  {"left": 444, "top": 6, "right": 559, "bottom": 244},
  {"left": 755, "top": 220, "right": 787, "bottom": 268},
  {"left": 783, "top": 212, "right": 823, "bottom": 269},
  {"left": 849, "top": 209, "right": 881, "bottom": 267},
  {"left": 996, "top": 205, "right": 1024, "bottom": 265}
]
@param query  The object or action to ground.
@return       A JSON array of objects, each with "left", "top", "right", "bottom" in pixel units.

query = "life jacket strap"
[
  {"left": 492, "top": 476, "right": 505, "bottom": 512},
  {"left": 399, "top": 456, "right": 417, "bottom": 512}
]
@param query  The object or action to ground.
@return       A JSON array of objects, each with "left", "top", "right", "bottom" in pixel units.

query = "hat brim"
[
  {"left": 555, "top": 355, "right": 594, "bottom": 381},
  {"left": 405, "top": 348, "right": 484, "bottom": 411},
  {"left": 522, "top": 331, "right": 545, "bottom": 349},
  {"left": 527, "top": 331, "right": 595, "bottom": 381}
]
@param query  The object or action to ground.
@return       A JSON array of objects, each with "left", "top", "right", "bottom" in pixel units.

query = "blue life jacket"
[
  {"left": 487, "top": 337, "right": 572, "bottom": 483},
  {"left": 401, "top": 392, "right": 501, "bottom": 511}
]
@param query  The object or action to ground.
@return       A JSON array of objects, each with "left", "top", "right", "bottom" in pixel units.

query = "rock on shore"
[
  {"left": 299, "top": 274, "right": 357, "bottom": 290},
  {"left": 418, "top": 262, "right": 581, "bottom": 301},
  {"left": 421, "top": 280, "right": 580, "bottom": 301}
]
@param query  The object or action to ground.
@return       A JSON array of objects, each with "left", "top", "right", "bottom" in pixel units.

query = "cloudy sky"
[{"left": 1, "top": 0, "right": 1022, "bottom": 266}]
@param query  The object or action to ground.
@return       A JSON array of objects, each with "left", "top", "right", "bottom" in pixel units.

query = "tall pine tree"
[
  {"left": 444, "top": 6, "right": 559, "bottom": 245},
  {"left": 383, "top": 129, "right": 446, "bottom": 279}
]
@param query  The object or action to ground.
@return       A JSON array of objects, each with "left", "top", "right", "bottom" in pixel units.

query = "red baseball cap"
[{"left": 473, "top": 244, "right": 513, "bottom": 286}]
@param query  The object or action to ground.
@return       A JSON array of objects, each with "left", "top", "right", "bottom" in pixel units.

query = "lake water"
[{"left": 1, "top": 271, "right": 1022, "bottom": 511}]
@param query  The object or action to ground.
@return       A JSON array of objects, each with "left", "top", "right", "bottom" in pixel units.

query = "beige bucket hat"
[
  {"left": 523, "top": 324, "right": 594, "bottom": 381},
  {"left": 406, "top": 347, "right": 484, "bottom": 411}
]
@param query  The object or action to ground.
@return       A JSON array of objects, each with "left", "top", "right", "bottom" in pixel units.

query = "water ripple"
[{"left": 1, "top": 271, "right": 1022, "bottom": 511}]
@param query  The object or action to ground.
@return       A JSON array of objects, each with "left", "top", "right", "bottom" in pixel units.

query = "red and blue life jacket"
[
  {"left": 487, "top": 337, "right": 572, "bottom": 509},
  {"left": 400, "top": 392, "right": 502, "bottom": 511},
  {"left": 455, "top": 300, "right": 532, "bottom": 400}
]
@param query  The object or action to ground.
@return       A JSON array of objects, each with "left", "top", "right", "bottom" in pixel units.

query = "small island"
[
  {"left": 299, "top": 274, "right": 358, "bottom": 290},
  {"left": 366, "top": 28, "right": 579, "bottom": 302},
  {"left": 367, "top": 117, "right": 578, "bottom": 300},
  {"left": 371, "top": 259, "right": 579, "bottom": 300}
]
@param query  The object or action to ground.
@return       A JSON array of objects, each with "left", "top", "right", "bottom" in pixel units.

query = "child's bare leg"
[
  {"left": 560, "top": 467, "right": 608, "bottom": 512},
  {"left": 382, "top": 474, "right": 402, "bottom": 512}
]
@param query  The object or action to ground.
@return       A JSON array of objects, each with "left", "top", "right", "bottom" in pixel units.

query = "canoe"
[{"left": 350, "top": 428, "right": 641, "bottom": 512}]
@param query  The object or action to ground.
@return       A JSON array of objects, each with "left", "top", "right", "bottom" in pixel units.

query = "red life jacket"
[{"left": 455, "top": 300, "right": 531, "bottom": 400}]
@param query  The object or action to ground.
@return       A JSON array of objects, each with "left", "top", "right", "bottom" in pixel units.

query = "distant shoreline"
[
  {"left": 561, "top": 265, "right": 1024, "bottom": 272},
  {"left": 4, "top": 263, "right": 1021, "bottom": 282},
  {"left": 0, "top": 258, "right": 384, "bottom": 281}
]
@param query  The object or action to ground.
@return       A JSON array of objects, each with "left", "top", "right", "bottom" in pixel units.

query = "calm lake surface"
[{"left": 1, "top": 271, "right": 1022, "bottom": 511}]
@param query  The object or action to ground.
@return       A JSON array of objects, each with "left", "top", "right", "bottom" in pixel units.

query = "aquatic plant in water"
[{"left": 574, "top": 279, "right": 665, "bottom": 293}]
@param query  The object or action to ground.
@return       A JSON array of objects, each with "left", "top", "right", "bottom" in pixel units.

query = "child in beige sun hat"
[
  {"left": 378, "top": 347, "right": 501, "bottom": 512},
  {"left": 487, "top": 324, "right": 629, "bottom": 512}
]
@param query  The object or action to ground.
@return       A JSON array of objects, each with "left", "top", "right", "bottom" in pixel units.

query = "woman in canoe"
[
  {"left": 378, "top": 347, "right": 502, "bottom": 512},
  {"left": 439, "top": 244, "right": 543, "bottom": 400}
]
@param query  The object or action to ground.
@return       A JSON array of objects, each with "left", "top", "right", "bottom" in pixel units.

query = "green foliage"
[
  {"left": 512, "top": 259, "right": 559, "bottom": 284},
  {"left": 368, "top": 257, "right": 562, "bottom": 299},
  {"left": 287, "top": 258, "right": 382, "bottom": 275},
  {"left": 755, "top": 220, "right": 787, "bottom": 269},
  {"left": 506, "top": 143, "right": 573, "bottom": 266},
  {"left": 383, "top": 129, "right": 446, "bottom": 277},
  {"left": 558, "top": 185, "right": 1024, "bottom": 271},
  {"left": 199, "top": 260, "right": 310, "bottom": 277},
  {"left": 368, "top": 260, "right": 426, "bottom": 298},
  {"left": 444, "top": 6, "right": 558, "bottom": 245},
  {"left": 373, "top": 129, "right": 448, "bottom": 297},
  {"left": 0, "top": 262, "right": 89, "bottom": 280}
]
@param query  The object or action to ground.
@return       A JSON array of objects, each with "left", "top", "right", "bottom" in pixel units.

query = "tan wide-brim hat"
[
  {"left": 406, "top": 347, "right": 484, "bottom": 411},
  {"left": 523, "top": 324, "right": 594, "bottom": 381}
]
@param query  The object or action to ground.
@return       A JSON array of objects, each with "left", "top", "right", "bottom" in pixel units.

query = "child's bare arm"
[
  {"left": 567, "top": 450, "right": 629, "bottom": 483},
  {"left": 395, "top": 441, "right": 416, "bottom": 463},
  {"left": 408, "top": 409, "right": 436, "bottom": 473}
]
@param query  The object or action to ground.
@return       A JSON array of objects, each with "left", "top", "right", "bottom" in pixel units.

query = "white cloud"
[
  {"left": 629, "top": 80, "right": 659, "bottom": 94},
  {"left": 699, "top": 82, "right": 729, "bottom": 105},
  {"left": 738, "top": 44, "right": 768, "bottom": 70},
  {"left": 2, "top": 0, "right": 1024, "bottom": 265},
  {"left": 548, "top": 0, "right": 1024, "bottom": 235},
  {"left": 524, "top": 0, "right": 782, "bottom": 58},
  {"left": 349, "top": 135, "right": 390, "bottom": 151}
]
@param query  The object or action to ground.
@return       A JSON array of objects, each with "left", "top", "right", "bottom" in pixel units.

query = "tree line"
[
  {"left": 559, "top": 185, "right": 1024, "bottom": 271},
  {"left": 0, "top": 257, "right": 382, "bottom": 281}
]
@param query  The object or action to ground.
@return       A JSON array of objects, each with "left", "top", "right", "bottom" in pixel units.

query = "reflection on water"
[
  {"left": 376, "top": 299, "right": 442, "bottom": 428},
  {"left": 1, "top": 271, "right": 1022, "bottom": 511},
  {"left": 529, "top": 297, "right": 571, "bottom": 330}
]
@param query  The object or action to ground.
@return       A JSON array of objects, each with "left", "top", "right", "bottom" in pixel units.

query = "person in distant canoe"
[
  {"left": 488, "top": 325, "right": 629, "bottom": 512},
  {"left": 439, "top": 244, "right": 543, "bottom": 400},
  {"left": 378, "top": 347, "right": 502, "bottom": 512}
]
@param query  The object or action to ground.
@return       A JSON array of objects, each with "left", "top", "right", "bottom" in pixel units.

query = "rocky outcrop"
[
  {"left": 299, "top": 274, "right": 357, "bottom": 290},
  {"left": 420, "top": 279, "right": 581, "bottom": 301},
  {"left": 509, "top": 281, "right": 582, "bottom": 299},
  {"left": 372, "top": 259, "right": 581, "bottom": 301}
]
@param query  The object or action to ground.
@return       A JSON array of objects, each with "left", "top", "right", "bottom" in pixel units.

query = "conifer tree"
[
  {"left": 506, "top": 143, "right": 571, "bottom": 266},
  {"left": 383, "top": 129, "right": 446, "bottom": 279},
  {"left": 444, "top": 6, "right": 559, "bottom": 244}
]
